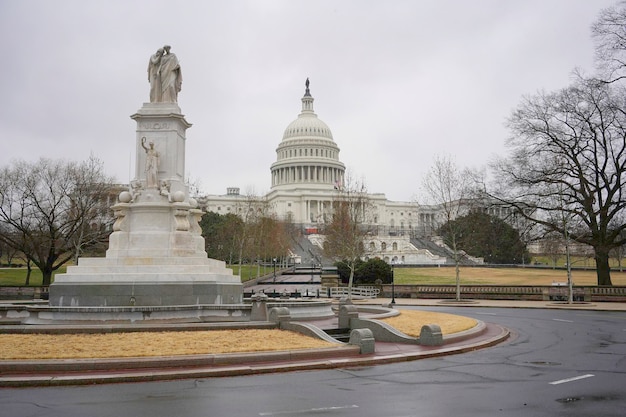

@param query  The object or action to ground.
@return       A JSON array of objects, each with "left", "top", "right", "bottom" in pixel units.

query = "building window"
[{"left": 381, "top": 242, "right": 387, "bottom": 251}]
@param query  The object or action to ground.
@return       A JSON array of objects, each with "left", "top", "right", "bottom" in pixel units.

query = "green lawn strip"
[{"left": 0, "top": 267, "right": 67, "bottom": 286}]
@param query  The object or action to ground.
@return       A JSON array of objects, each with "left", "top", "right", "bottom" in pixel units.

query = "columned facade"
[
  {"left": 199, "top": 80, "right": 424, "bottom": 235},
  {"left": 269, "top": 80, "right": 345, "bottom": 193}
]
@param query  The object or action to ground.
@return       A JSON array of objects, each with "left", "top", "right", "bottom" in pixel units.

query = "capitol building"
[{"left": 198, "top": 80, "right": 477, "bottom": 265}]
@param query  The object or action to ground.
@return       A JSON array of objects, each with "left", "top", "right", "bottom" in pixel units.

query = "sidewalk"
[{"left": 357, "top": 297, "right": 626, "bottom": 311}]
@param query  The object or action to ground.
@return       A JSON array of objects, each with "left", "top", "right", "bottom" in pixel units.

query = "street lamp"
[
  {"left": 390, "top": 261, "right": 396, "bottom": 305},
  {"left": 273, "top": 258, "right": 277, "bottom": 283}
]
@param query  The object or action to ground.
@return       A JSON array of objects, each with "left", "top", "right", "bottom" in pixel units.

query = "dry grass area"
[
  {"left": 0, "top": 311, "right": 475, "bottom": 360},
  {"left": 395, "top": 267, "right": 626, "bottom": 286},
  {"left": 0, "top": 329, "right": 336, "bottom": 360},
  {"left": 381, "top": 310, "right": 477, "bottom": 337}
]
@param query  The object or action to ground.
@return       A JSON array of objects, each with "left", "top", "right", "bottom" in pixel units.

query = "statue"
[
  {"left": 147, "top": 45, "right": 182, "bottom": 103},
  {"left": 141, "top": 137, "right": 159, "bottom": 188},
  {"left": 148, "top": 47, "right": 164, "bottom": 102}
]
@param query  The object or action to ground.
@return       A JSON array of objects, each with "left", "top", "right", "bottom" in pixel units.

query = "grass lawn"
[
  {"left": 0, "top": 267, "right": 66, "bottom": 286},
  {"left": 2, "top": 265, "right": 625, "bottom": 287},
  {"left": 0, "top": 264, "right": 272, "bottom": 286},
  {"left": 392, "top": 266, "right": 626, "bottom": 286}
]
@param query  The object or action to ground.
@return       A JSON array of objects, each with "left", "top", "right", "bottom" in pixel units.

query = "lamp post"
[
  {"left": 390, "top": 261, "right": 396, "bottom": 305},
  {"left": 273, "top": 258, "right": 277, "bottom": 283}
]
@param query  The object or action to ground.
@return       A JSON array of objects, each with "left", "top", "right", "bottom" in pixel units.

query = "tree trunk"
[
  {"left": 347, "top": 266, "right": 354, "bottom": 301},
  {"left": 595, "top": 248, "right": 613, "bottom": 286},
  {"left": 455, "top": 261, "right": 461, "bottom": 301},
  {"left": 24, "top": 260, "right": 32, "bottom": 286},
  {"left": 41, "top": 267, "right": 53, "bottom": 286}
]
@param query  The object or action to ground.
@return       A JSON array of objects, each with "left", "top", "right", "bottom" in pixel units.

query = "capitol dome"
[
  {"left": 281, "top": 78, "right": 334, "bottom": 142},
  {"left": 270, "top": 79, "right": 345, "bottom": 192},
  {"left": 282, "top": 110, "right": 334, "bottom": 141}
]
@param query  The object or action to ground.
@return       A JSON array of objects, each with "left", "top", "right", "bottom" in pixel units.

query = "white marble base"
[{"left": 48, "top": 103, "right": 243, "bottom": 307}]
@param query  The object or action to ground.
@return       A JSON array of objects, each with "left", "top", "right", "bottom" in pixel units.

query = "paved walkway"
[
  {"left": 0, "top": 299, "right": 623, "bottom": 387},
  {"left": 360, "top": 298, "right": 626, "bottom": 311}
]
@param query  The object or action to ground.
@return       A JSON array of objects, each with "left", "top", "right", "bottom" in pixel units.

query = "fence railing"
[
  {"left": 380, "top": 284, "right": 626, "bottom": 302},
  {"left": 329, "top": 286, "right": 380, "bottom": 299},
  {"left": 2, "top": 284, "right": 625, "bottom": 302}
]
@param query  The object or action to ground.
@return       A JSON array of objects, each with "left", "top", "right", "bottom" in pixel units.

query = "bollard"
[
  {"left": 250, "top": 292, "right": 269, "bottom": 321},
  {"left": 419, "top": 324, "right": 443, "bottom": 346},
  {"left": 348, "top": 328, "right": 375, "bottom": 354},
  {"left": 338, "top": 304, "right": 358, "bottom": 329},
  {"left": 268, "top": 307, "right": 291, "bottom": 325}
]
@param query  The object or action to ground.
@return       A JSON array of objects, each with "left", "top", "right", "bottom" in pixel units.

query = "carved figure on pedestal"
[
  {"left": 148, "top": 47, "right": 164, "bottom": 102},
  {"left": 160, "top": 180, "right": 172, "bottom": 201},
  {"left": 141, "top": 137, "right": 160, "bottom": 188},
  {"left": 160, "top": 45, "right": 182, "bottom": 103},
  {"left": 147, "top": 45, "right": 182, "bottom": 103}
]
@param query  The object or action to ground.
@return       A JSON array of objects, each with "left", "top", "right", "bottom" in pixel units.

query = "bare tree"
[
  {"left": 0, "top": 226, "right": 20, "bottom": 266},
  {"left": 421, "top": 155, "right": 474, "bottom": 301},
  {"left": 592, "top": 1, "right": 626, "bottom": 83},
  {"left": 539, "top": 232, "right": 564, "bottom": 269},
  {"left": 490, "top": 76, "right": 626, "bottom": 286},
  {"left": 322, "top": 173, "right": 374, "bottom": 300},
  {"left": 610, "top": 236, "right": 626, "bottom": 272},
  {"left": 0, "top": 156, "right": 114, "bottom": 286}
]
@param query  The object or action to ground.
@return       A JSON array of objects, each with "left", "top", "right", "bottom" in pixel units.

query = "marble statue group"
[{"left": 148, "top": 45, "right": 182, "bottom": 103}]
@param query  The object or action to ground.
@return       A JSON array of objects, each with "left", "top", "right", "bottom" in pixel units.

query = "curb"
[{"left": 0, "top": 323, "right": 509, "bottom": 387}]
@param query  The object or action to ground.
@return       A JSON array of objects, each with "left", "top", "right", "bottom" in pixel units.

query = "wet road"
[{"left": 2, "top": 307, "right": 625, "bottom": 417}]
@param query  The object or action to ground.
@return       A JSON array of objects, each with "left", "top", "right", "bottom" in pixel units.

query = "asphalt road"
[{"left": 1, "top": 307, "right": 625, "bottom": 417}]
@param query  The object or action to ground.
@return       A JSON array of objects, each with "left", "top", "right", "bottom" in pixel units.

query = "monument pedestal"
[{"left": 49, "top": 103, "right": 243, "bottom": 307}]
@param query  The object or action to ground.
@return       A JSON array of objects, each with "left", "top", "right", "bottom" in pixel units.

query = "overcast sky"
[{"left": 0, "top": 0, "right": 616, "bottom": 202}]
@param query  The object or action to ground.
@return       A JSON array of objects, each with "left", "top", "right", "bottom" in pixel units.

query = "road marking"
[
  {"left": 476, "top": 312, "right": 497, "bottom": 316},
  {"left": 259, "top": 405, "right": 359, "bottom": 415},
  {"left": 552, "top": 318, "right": 574, "bottom": 323},
  {"left": 550, "top": 374, "right": 595, "bottom": 385}
]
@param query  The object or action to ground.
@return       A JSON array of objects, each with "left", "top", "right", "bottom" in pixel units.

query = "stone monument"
[{"left": 49, "top": 46, "right": 243, "bottom": 307}]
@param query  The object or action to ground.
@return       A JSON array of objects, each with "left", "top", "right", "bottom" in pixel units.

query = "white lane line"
[
  {"left": 259, "top": 405, "right": 359, "bottom": 415},
  {"left": 550, "top": 374, "right": 595, "bottom": 385},
  {"left": 552, "top": 318, "right": 574, "bottom": 323}
]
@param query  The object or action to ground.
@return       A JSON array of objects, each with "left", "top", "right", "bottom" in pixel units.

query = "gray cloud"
[{"left": 0, "top": 0, "right": 615, "bottom": 201}]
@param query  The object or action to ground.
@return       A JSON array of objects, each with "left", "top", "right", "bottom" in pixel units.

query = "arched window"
[
  {"left": 392, "top": 242, "right": 398, "bottom": 251},
  {"left": 369, "top": 242, "right": 376, "bottom": 251},
  {"left": 381, "top": 242, "right": 387, "bottom": 251}
]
